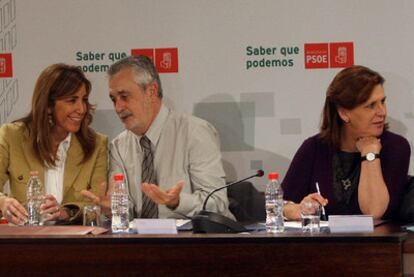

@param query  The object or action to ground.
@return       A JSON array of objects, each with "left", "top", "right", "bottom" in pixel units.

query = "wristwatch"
[{"left": 361, "top": 152, "right": 380, "bottom": 162}]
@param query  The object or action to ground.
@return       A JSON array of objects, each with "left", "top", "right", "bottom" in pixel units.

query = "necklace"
[
  {"left": 341, "top": 179, "right": 352, "bottom": 191},
  {"left": 333, "top": 151, "right": 361, "bottom": 208}
]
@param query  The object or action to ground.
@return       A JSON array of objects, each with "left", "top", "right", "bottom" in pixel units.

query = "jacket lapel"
[
  {"left": 22, "top": 133, "right": 45, "bottom": 184},
  {"left": 63, "top": 135, "right": 84, "bottom": 196}
]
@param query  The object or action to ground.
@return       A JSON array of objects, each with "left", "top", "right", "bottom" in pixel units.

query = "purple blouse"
[{"left": 281, "top": 131, "right": 410, "bottom": 219}]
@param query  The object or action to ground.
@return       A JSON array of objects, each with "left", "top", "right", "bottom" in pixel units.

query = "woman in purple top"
[{"left": 282, "top": 65, "right": 410, "bottom": 220}]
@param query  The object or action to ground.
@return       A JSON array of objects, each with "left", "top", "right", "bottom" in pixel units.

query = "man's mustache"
[{"left": 118, "top": 110, "right": 132, "bottom": 118}]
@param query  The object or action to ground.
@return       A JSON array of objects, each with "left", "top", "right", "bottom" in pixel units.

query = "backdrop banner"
[{"left": 2, "top": 0, "right": 413, "bottom": 188}]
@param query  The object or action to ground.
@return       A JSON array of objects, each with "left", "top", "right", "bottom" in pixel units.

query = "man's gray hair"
[{"left": 108, "top": 55, "right": 163, "bottom": 98}]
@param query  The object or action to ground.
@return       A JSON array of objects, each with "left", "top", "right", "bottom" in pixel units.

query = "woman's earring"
[{"left": 48, "top": 113, "right": 54, "bottom": 127}]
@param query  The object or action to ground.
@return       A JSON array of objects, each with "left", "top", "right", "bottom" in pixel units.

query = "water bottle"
[
  {"left": 111, "top": 174, "right": 129, "bottom": 233},
  {"left": 265, "top": 172, "right": 284, "bottom": 233},
  {"left": 26, "top": 171, "right": 45, "bottom": 226}
]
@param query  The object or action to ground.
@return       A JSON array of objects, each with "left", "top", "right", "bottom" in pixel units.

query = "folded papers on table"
[{"left": 0, "top": 225, "right": 108, "bottom": 235}]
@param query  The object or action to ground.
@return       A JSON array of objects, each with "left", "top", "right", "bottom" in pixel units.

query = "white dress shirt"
[
  {"left": 109, "top": 103, "right": 234, "bottom": 219},
  {"left": 45, "top": 133, "right": 71, "bottom": 204}
]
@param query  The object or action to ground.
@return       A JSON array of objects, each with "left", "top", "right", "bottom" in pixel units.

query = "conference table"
[{"left": 0, "top": 222, "right": 411, "bottom": 276}]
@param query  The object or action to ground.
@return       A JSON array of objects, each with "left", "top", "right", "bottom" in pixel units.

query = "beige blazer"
[{"left": 0, "top": 122, "right": 108, "bottom": 220}]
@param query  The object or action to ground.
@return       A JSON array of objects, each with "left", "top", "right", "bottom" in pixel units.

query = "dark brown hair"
[
  {"left": 16, "top": 63, "right": 96, "bottom": 167},
  {"left": 320, "top": 65, "right": 385, "bottom": 148}
]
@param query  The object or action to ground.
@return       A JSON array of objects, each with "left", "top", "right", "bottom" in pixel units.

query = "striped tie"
[{"left": 140, "top": 136, "right": 158, "bottom": 218}]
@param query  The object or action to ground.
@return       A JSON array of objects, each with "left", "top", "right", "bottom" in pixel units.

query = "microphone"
[{"left": 192, "top": 170, "right": 264, "bottom": 233}]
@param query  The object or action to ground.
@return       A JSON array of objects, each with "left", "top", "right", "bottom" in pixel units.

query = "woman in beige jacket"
[{"left": 0, "top": 64, "right": 108, "bottom": 224}]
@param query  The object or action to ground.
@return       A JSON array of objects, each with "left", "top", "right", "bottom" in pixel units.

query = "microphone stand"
[{"left": 192, "top": 170, "right": 264, "bottom": 233}]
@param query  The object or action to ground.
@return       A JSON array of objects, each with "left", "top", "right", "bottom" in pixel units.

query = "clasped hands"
[
  {"left": 0, "top": 194, "right": 69, "bottom": 225},
  {"left": 80, "top": 180, "right": 184, "bottom": 213}
]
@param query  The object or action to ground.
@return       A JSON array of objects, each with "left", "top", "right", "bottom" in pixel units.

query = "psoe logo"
[
  {"left": 304, "top": 42, "right": 354, "bottom": 69},
  {"left": 0, "top": 53, "right": 12, "bottom": 78},
  {"left": 131, "top": 48, "right": 178, "bottom": 73}
]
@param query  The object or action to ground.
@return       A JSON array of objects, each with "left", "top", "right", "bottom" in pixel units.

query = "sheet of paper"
[
  {"left": 329, "top": 215, "right": 374, "bottom": 233},
  {"left": 133, "top": 219, "right": 177, "bottom": 234},
  {"left": 284, "top": 221, "right": 329, "bottom": 229},
  {"left": 175, "top": 219, "right": 190, "bottom": 227}
]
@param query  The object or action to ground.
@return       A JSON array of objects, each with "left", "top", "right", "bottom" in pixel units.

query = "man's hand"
[
  {"left": 80, "top": 182, "right": 111, "bottom": 214},
  {"left": 0, "top": 196, "right": 27, "bottom": 225},
  {"left": 141, "top": 180, "right": 184, "bottom": 210}
]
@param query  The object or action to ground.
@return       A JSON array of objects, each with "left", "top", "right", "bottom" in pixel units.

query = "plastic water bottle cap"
[
  {"left": 268, "top": 172, "right": 279, "bottom": 180},
  {"left": 114, "top": 174, "right": 124, "bottom": 181},
  {"left": 29, "top": 171, "right": 39, "bottom": 177}
]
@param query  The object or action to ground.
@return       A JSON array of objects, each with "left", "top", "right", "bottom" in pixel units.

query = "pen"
[{"left": 315, "top": 182, "right": 327, "bottom": 221}]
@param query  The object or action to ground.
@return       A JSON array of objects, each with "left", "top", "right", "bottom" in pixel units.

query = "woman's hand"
[
  {"left": 0, "top": 196, "right": 27, "bottom": 225},
  {"left": 40, "top": 194, "right": 69, "bottom": 221},
  {"left": 356, "top": 136, "right": 382, "bottom": 156},
  {"left": 283, "top": 193, "right": 328, "bottom": 220}
]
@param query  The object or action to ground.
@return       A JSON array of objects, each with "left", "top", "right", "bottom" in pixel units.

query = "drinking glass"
[
  {"left": 83, "top": 205, "right": 101, "bottom": 227},
  {"left": 300, "top": 202, "right": 321, "bottom": 233}
]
